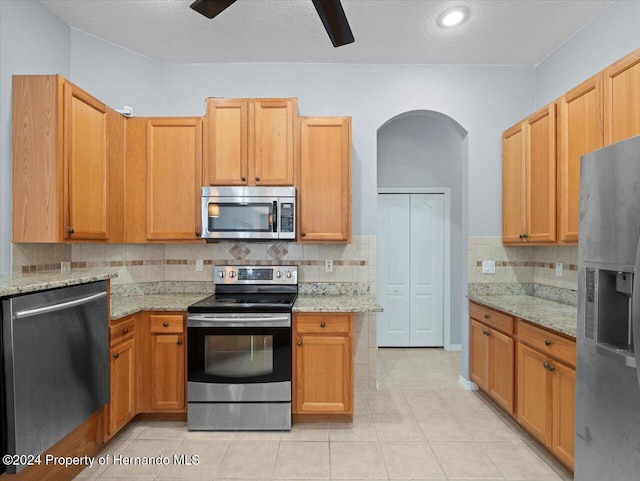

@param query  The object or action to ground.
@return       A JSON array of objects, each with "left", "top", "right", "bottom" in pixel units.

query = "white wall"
[
  {"left": 0, "top": 0, "right": 71, "bottom": 274},
  {"left": 536, "top": 0, "right": 640, "bottom": 107}
]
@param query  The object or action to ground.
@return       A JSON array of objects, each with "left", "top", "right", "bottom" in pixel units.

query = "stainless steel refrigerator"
[{"left": 576, "top": 134, "right": 640, "bottom": 480}]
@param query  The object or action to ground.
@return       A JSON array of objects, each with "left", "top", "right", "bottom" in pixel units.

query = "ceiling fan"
[{"left": 190, "top": 0, "right": 355, "bottom": 47}]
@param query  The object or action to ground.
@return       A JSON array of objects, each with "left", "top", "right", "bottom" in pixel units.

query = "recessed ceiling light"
[{"left": 437, "top": 6, "right": 470, "bottom": 28}]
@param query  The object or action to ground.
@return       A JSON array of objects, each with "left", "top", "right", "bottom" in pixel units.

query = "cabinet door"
[
  {"left": 552, "top": 362, "right": 576, "bottom": 469},
  {"left": 469, "top": 319, "right": 489, "bottom": 391},
  {"left": 64, "top": 82, "right": 109, "bottom": 240},
  {"left": 205, "top": 99, "right": 248, "bottom": 185},
  {"left": 298, "top": 117, "right": 351, "bottom": 242},
  {"left": 517, "top": 343, "right": 552, "bottom": 445},
  {"left": 557, "top": 75, "right": 603, "bottom": 243},
  {"left": 488, "top": 328, "right": 515, "bottom": 415},
  {"left": 150, "top": 334, "right": 185, "bottom": 411},
  {"left": 604, "top": 48, "right": 640, "bottom": 145},
  {"left": 109, "top": 338, "right": 136, "bottom": 436},
  {"left": 295, "top": 333, "right": 352, "bottom": 414},
  {"left": 251, "top": 99, "right": 295, "bottom": 185},
  {"left": 502, "top": 122, "right": 526, "bottom": 243},
  {"left": 146, "top": 118, "right": 202, "bottom": 240},
  {"left": 525, "top": 104, "right": 556, "bottom": 243}
]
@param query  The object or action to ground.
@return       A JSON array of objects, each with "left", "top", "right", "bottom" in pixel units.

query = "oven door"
[{"left": 201, "top": 196, "right": 280, "bottom": 241}]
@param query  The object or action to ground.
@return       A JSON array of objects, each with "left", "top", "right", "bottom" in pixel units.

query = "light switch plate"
[
  {"left": 555, "top": 262, "right": 563, "bottom": 277},
  {"left": 482, "top": 260, "right": 496, "bottom": 274},
  {"left": 196, "top": 259, "right": 204, "bottom": 272}
]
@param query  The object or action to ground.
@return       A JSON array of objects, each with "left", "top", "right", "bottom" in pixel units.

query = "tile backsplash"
[
  {"left": 469, "top": 237, "right": 578, "bottom": 290},
  {"left": 12, "top": 236, "right": 377, "bottom": 292}
]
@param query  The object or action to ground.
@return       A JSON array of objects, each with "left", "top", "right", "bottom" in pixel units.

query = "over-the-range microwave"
[{"left": 200, "top": 186, "right": 296, "bottom": 241}]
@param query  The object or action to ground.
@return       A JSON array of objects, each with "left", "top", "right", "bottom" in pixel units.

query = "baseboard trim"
[
  {"left": 459, "top": 375, "right": 479, "bottom": 391},
  {"left": 445, "top": 343, "right": 461, "bottom": 351}
]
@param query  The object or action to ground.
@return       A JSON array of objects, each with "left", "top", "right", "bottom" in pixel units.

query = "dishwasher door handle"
[{"left": 13, "top": 291, "right": 107, "bottom": 320}]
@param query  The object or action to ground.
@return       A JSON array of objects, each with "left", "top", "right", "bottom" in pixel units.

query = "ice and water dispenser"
[{"left": 584, "top": 267, "right": 636, "bottom": 367}]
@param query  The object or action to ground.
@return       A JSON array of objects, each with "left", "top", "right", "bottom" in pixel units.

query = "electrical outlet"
[
  {"left": 196, "top": 259, "right": 204, "bottom": 272},
  {"left": 482, "top": 260, "right": 496, "bottom": 274},
  {"left": 555, "top": 262, "right": 563, "bottom": 277},
  {"left": 325, "top": 260, "right": 333, "bottom": 273}
]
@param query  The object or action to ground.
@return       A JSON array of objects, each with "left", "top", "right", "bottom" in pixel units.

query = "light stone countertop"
[
  {"left": 0, "top": 270, "right": 117, "bottom": 298},
  {"left": 469, "top": 293, "right": 577, "bottom": 338},
  {"left": 293, "top": 295, "right": 383, "bottom": 313}
]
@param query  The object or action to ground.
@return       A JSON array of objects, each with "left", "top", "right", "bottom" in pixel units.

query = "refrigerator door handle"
[{"left": 633, "top": 239, "right": 640, "bottom": 387}]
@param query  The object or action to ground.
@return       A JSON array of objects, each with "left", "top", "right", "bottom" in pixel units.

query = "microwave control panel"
[{"left": 280, "top": 203, "right": 294, "bottom": 233}]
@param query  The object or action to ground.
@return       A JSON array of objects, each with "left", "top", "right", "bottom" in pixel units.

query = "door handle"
[{"left": 13, "top": 291, "right": 107, "bottom": 320}]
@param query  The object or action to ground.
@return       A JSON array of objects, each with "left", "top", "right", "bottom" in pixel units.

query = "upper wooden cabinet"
[
  {"left": 146, "top": 118, "right": 203, "bottom": 241},
  {"left": 502, "top": 104, "right": 556, "bottom": 244},
  {"left": 298, "top": 117, "right": 352, "bottom": 243},
  {"left": 204, "top": 98, "right": 296, "bottom": 186},
  {"left": 557, "top": 75, "right": 603, "bottom": 244},
  {"left": 12, "top": 75, "right": 124, "bottom": 243},
  {"left": 604, "top": 47, "right": 640, "bottom": 145}
]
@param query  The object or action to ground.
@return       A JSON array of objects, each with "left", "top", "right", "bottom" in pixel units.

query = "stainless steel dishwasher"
[{"left": 1, "top": 281, "right": 109, "bottom": 474}]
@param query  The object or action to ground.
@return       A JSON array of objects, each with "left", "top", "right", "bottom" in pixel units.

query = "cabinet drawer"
[
  {"left": 470, "top": 303, "right": 514, "bottom": 335},
  {"left": 149, "top": 314, "right": 184, "bottom": 334},
  {"left": 296, "top": 314, "right": 352, "bottom": 334},
  {"left": 518, "top": 320, "right": 576, "bottom": 367},
  {"left": 110, "top": 316, "right": 135, "bottom": 347}
]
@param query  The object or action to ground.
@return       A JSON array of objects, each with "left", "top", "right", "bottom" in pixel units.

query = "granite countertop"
[
  {"left": 469, "top": 293, "right": 577, "bottom": 337},
  {"left": 0, "top": 270, "right": 117, "bottom": 298},
  {"left": 111, "top": 292, "right": 383, "bottom": 319}
]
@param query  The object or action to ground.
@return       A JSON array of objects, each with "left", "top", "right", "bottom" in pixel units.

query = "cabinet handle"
[
  {"left": 163, "top": 321, "right": 169, "bottom": 327},
  {"left": 320, "top": 322, "right": 326, "bottom": 328},
  {"left": 123, "top": 328, "right": 129, "bottom": 334},
  {"left": 68, "top": 227, "right": 75, "bottom": 234},
  {"left": 113, "top": 352, "right": 120, "bottom": 359},
  {"left": 177, "top": 339, "right": 183, "bottom": 345},
  {"left": 297, "top": 340, "right": 302, "bottom": 346},
  {"left": 255, "top": 176, "right": 260, "bottom": 182},
  {"left": 544, "top": 340, "right": 552, "bottom": 346},
  {"left": 301, "top": 232, "right": 306, "bottom": 237},
  {"left": 241, "top": 177, "right": 246, "bottom": 182}
]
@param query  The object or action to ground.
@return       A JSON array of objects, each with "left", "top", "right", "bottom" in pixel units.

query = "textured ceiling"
[{"left": 41, "top": 0, "right": 613, "bottom": 65}]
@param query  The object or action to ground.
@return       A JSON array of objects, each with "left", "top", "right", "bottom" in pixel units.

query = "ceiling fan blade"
[
  {"left": 311, "top": 0, "right": 355, "bottom": 47},
  {"left": 190, "top": 0, "right": 237, "bottom": 19}
]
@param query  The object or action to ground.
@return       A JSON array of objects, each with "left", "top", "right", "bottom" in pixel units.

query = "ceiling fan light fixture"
[{"left": 437, "top": 6, "right": 469, "bottom": 28}]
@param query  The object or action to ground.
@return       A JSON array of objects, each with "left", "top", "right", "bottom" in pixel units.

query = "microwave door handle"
[{"left": 273, "top": 201, "right": 278, "bottom": 233}]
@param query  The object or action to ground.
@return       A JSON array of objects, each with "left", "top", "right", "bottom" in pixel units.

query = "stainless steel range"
[{"left": 187, "top": 265, "right": 297, "bottom": 431}]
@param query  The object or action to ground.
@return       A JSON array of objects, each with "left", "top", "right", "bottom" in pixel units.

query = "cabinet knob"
[
  {"left": 548, "top": 364, "right": 555, "bottom": 372},
  {"left": 68, "top": 227, "right": 75, "bottom": 234},
  {"left": 241, "top": 177, "right": 246, "bottom": 182},
  {"left": 297, "top": 340, "right": 302, "bottom": 346},
  {"left": 522, "top": 233, "right": 529, "bottom": 239},
  {"left": 484, "top": 314, "right": 490, "bottom": 319},
  {"left": 113, "top": 352, "right": 120, "bottom": 359},
  {"left": 123, "top": 328, "right": 129, "bottom": 334},
  {"left": 544, "top": 340, "right": 552, "bottom": 346},
  {"left": 163, "top": 321, "right": 169, "bottom": 327},
  {"left": 177, "top": 339, "right": 183, "bottom": 345},
  {"left": 301, "top": 232, "right": 306, "bottom": 237},
  {"left": 486, "top": 331, "right": 491, "bottom": 336},
  {"left": 196, "top": 231, "right": 201, "bottom": 236},
  {"left": 320, "top": 322, "right": 326, "bottom": 328},
  {"left": 255, "top": 176, "right": 260, "bottom": 182}
]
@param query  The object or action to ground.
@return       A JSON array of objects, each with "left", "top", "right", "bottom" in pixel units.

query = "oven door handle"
[{"left": 187, "top": 315, "right": 291, "bottom": 328}]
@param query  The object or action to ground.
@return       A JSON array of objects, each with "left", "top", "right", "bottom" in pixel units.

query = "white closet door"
[
  {"left": 377, "top": 194, "right": 411, "bottom": 346},
  {"left": 409, "top": 194, "right": 444, "bottom": 346}
]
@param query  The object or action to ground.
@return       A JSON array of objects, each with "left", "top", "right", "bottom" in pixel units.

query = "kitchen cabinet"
[
  {"left": 469, "top": 303, "right": 515, "bottom": 415},
  {"left": 145, "top": 313, "right": 186, "bottom": 412},
  {"left": 107, "top": 315, "right": 137, "bottom": 439},
  {"left": 604, "top": 47, "right": 640, "bottom": 145},
  {"left": 502, "top": 104, "right": 556, "bottom": 245},
  {"left": 297, "top": 117, "right": 352, "bottom": 243},
  {"left": 517, "top": 320, "right": 576, "bottom": 469},
  {"left": 204, "top": 98, "right": 296, "bottom": 186},
  {"left": 557, "top": 75, "right": 603, "bottom": 243},
  {"left": 293, "top": 312, "right": 354, "bottom": 421},
  {"left": 12, "top": 75, "right": 124, "bottom": 243}
]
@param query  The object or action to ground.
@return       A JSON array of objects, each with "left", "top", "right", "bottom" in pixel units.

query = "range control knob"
[
  {"left": 229, "top": 271, "right": 237, "bottom": 278},
  {"left": 218, "top": 271, "right": 225, "bottom": 278},
  {"left": 286, "top": 271, "right": 292, "bottom": 278},
  {"left": 275, "top": 271, "right": 282, "bottom": 279}
]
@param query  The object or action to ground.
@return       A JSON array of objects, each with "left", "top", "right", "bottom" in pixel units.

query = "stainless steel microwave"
[{"left": 200, "top": 186, "right": 296, "bottom": 241}]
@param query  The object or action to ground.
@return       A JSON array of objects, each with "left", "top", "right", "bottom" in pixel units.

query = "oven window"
[
  {"left": 205, "top": 335, "right": 274, "bottom": 378},
  {"left": 208, "top": 203, "right": 272, "bottom": 232}
]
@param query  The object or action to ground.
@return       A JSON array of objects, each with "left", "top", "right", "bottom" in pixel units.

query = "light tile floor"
[{"left": 75, "top": 348, "right": 573, "bottom": 480}]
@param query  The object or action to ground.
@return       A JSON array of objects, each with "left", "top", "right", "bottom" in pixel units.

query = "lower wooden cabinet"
[
  {"left": 469, "top": 304, "right": 515, "bottom": 415},
  {"left": 293, "top": 312, "right": 354, "bottom": 420},
  {"left": 106, "top": 315, "right": 137, "bottom": 438}
]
